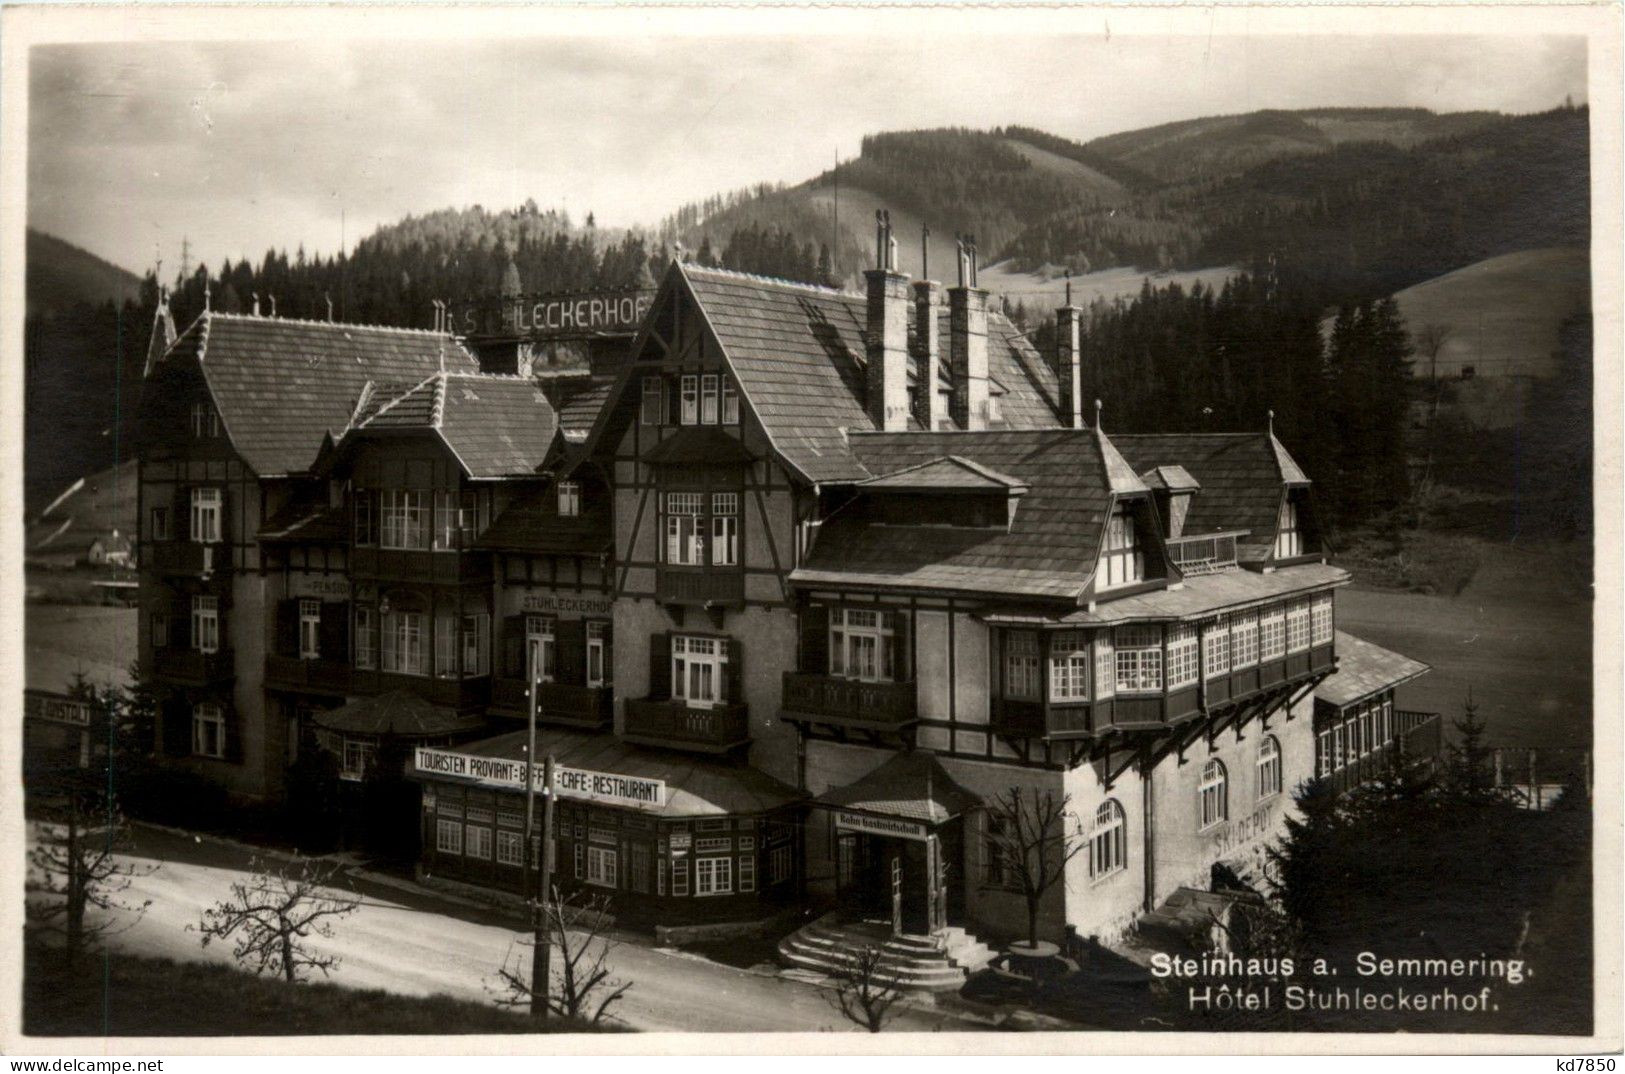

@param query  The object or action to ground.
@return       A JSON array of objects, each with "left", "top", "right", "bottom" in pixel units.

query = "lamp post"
[{"left": 521, "top": 659, "right": 554, "bottom": 1018}]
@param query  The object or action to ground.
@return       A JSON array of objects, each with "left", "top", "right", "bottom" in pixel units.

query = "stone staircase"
[{"left": 777, "top": 912, "right": 995, "bottom": 992}]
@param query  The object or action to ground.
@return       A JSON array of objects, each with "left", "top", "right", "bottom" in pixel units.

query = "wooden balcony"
[
  {"left": 151, "top": 647, "right": 234, "bottom": 686},
  {"left": 264, "top": 654, "right": 354, "bottom": 695},
  {"left": 350, "top": 547, "right": 490, "bottom": 585},
  {"left": 488, "top": 678, "right": 614, "bottom": 730},
  {"left": 1323, "top": 712, "right": 1442, "bottom": 795},
  {"left": 780, "top": 672, "right": 917, "bottom": 731},
  {"left": 621, "top": 698, "right": 750, "bottom": 753},
  {"left": 1166, "top": 530, "right": 1245, "bottom": 575},
  {"left": 656, "top": 567, "right": 743, "bottom": 607},
  {"left": 146, "top": 541, "right": 224, "bottom": 577}
]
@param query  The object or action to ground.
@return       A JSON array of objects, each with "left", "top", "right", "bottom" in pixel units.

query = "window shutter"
[
  {"left": 161, "top": 697, "right": 190, "bottom": 756},
  {"left": 800, "top": 604, "right": 829, "bottom": 674},
  {"left": 503, "top": 615, "right": 525, "bottom": 678},
  {"left": 173, "top": 596, "right": 191, "bottom": 649},
  {"left": 320, "top": 601, "right": 349, "bottom": 662},
  {"left": 648, "top": 633, "right": 671, "bottom": 700},
  {"left": 275, "top": 599, "right": 298, "bottom": 658},
  {"left": 556, "top": 618, "right": 587, "bottom": 686},
  {"left": 174, "top": 486, "right": 189, "bottom": 539},
  {"left": 893, "top": 611, "right": 912, "bottom": 682},
  {"left": 223, "top": 703, "right": 244, "bottom": 763},
  {"left": 726, "top": 638, "right": 743, "bottom": 705}
]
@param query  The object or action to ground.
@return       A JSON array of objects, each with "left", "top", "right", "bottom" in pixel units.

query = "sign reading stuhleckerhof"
[
  {"left": 456, "top": 289, "right": 655, "bottom": 340},
  {"left": 413, "top": 746, "right": 665, "bottom": 809}
]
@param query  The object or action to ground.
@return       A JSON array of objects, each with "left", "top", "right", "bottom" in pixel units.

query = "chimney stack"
[
  {"left": 865, "top": 210, "right": 910, "bottom": 432},
  {"left": 1056, "top": 282, "right": 1084, "bottom": 429},
  {"left": 949, "top": 235, "right": 990, "bottom": 430},
  {"left": 915, "top": 276, "right": 943, "bottom": 430}
]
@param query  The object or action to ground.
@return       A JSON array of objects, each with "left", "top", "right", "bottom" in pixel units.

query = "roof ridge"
[
  {"left": 363, "top": 371, "right": 440, "bottom": 425},
  {"left": 682, "top": 261, "right": 857, "bottom": 299},
  {"left": 430, "top": 372, "right": 447, "bottom": 429},
  {"left": 207, "top": 310, "right": 458, "bottom": 340}
]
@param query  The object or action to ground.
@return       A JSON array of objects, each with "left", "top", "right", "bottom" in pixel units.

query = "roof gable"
[
  {"left": 351, "top": 371, "right": 559, "bottom": 479},
  {"left": 855, "top": 454, "right": 1029, "bottom": 492},
  {"left": 1113, "top": 432, "right": 1297, "bottom": 548}
]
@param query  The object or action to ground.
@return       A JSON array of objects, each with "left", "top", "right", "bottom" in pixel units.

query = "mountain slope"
[{"left": 26, "top": 229, "right": 144, "bottom": 318}]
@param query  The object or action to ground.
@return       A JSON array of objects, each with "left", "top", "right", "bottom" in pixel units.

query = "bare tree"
[
  {"left": 194, "top": 856, "right": 360, "bottom": 983},
  {"left": 492, "top": 887, "right": 630, "bottom": 1024},
  {"left": 983, "top": 787, "right": 1088, "bottom": 948},
  {"left": 27, "top": 788, "right": 155, "bottom": 966},
  {"left": 825, "top": 944, "right": 906, "bottom": 1033}
]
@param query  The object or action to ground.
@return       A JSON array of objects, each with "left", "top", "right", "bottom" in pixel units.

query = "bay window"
[
  {"left": 830, "top": 609, "right": 896, "bottom": 682},
  {"left": 381, "top": 609, "right": 426, "bottom": 675},
  {"left": 190, "top": 487, "right": 222, "bottom": 544},
  {"left": 1094, "top": 633, "right": 1115, "bottom": 700},
  {"left": 1311, "top": 594, "right": 1334, "bottom": 646},
  {"left": 1286, "top": 600, "right": 1311, "bottom": 653},
  {"left": 673, "top": 634, "right": 727, "bottom": 707},
  {"left": 191, "top": 595, "right": 219, "bottom": 654},
  {"left": 1004, "top": 630, "right": 1041, "bottom": 700},
  {"left": 1167, "top": 624, "right": 1199, "bottom": 690},
  {"left": 1114, "top": 625, "right": 1163, "bottom": 693},
  {"left": 1231, "top": 611, "right": 1259, "bottom": 668},
  {"left": 380, "top": 490, "right": 429, "bottom": 550},
  {"left": 1100, "top": 506, "right": 1145, "bottom": 590},
  {"left": 710, "top": 493, "right": 738, "bottom": 566},
  {"left": 664, "top": 492, "right": 705, "bottom": 565},
  {"left": 1049, "top": 631, "right": 1091, "bottom": 702},
  {"left": 1259, "top": 606, "right": 1286, "bottom": 661},
  {"left": 1202, "top": 618, "right": 1231, "bottom": 680}
]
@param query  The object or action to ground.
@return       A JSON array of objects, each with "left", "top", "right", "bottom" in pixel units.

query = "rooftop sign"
[
  {"left": 456, "top": 288, "right": 655, "bottom": 340},
  {"left": 413, "top": 746, "right": 666, "bottom": 810}
]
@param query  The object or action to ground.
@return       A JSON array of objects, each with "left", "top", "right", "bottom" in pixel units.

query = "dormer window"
[
  {"left": 1100, "top": 506, "right": 1145, "bottom": 590},
  {"left": 191, "top": 402, "right": 219, "bottom": 438},
  {"left": 558, "top": 481, "right": 581, "bottom": 518},
  {"left": 1275, "top": 498, "right": 1304, "bottom": 559}
]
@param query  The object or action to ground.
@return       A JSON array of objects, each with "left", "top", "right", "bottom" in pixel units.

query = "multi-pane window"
[
  {"left": 641, "top": 376, "right": 664, "bottom": 425},
  {"left": 679, "top": 375, "right": 700, "bottom": 425},
  {"left": 1049, "top": 631, "right": 1090, "bottom": 702},
  {"left": 1166, "top": 624, "right": 1199, "bottom": 689},
  {"left": 465, "top": 824, "right": 493, "bottom": 860},
  {"left": 382, "top": 610, "right": 426, "bottom": 675},
  {"left": 190, "top": 488, "right": 222, "bottom": 543},
  {"left": 586, "top": 621, "right": 611, "bottom": 687},
  {"left": 1316, "top": 729, "right": 1334, "bottom": 778},
  {"left": 342, "top": 737, "right": 376, "bottom": 780},
  {"left": 191, "top": 402, "right": 219, "bottom": 438},
  {"left": 1311, "top": 595, "right": 1334, "bottom": 646},
  {"left": 558, "top": 481, "right": 581, "bottom": 518},
  {"left": 192, "top": 703, "right": 226, "bottom": 758},
  {"left": 1286, "top": 600, "right": 1311, "bottom": 653},
  {"left": 1114, "top": 626, "right": 1163, "bottom": 693},
  {"left": 664, "top": 492, "right": 705, "bottom": 565},
  {"left": 587, "top": 846, "right": 618, "bottom": 888},
  {"left": 149, "top": 506, "right": 169, "bottom": 542},
  {"left": 830, "top": 609, "right": 896, "bottom": 682},
  {"left": 1203, "top": 618, "right": 1231, "bottom": 680},
  {"left": 701, "top": 374, "right": 720, "bottom": 424},
  {"left": 1259, "top": 607, "right": 1286, "bottom": 661},
  {"left": 721, "top": 379, "right": 740, "bottom": 424},
  {"left": 191, "top": 595, "right": 219, "bottom": 654},
  {"left": 672, "top": 857, "right": 690, "bottom": 896},
  {"left": 380, "top": 490, "right": 429, "bottom": 549},
  {"left": 1275, "top": 499, "right": 1304, "bottom": 559},
  {"left": 673, "top": 635, "right": 727, "bottom": 707},
  {"left": 462, "top": 613, "right": 490, "bottom": 677},
  {"left": 526, "top": 615, "right": 556, "bottom": 683},
  {"left": 1094, "top": 633, "right": 1115, "bottom": 700},
  {"left": 434, "top": 615, "right": 458, "bottom": 679},
  {"left": 1100, "top": 507, "right": 1145, "bottom": 590},
  {"left": 710, "top": 493, "right": 738, "bottom": 566},
  {"left": 738, "top": 854, "right": 756, "bottom": 893},
  {"left": 436, "top": 819, "right": 463, "bottom": 854},
  {"left": 1199, "top": 759, "right": 1228, "bottom": 829},
  {"left": 1257, "top": 736, "right": 1283, "bottom": 799},
  {"left": 695, "top": 856, "right": 733, "bottom": 896},
  {"left": 496, "top": 830, "right": 525, "bottom": 867},
  {"left": 354, "top": 606, "right": 377, "bottom": 669},
  {"left": 298, "top": 599, "right": 321, "bottom": 659},
  {"left": 1004, "top": 630, "right": 1041, "bottom": 700},
  {"left": 1089, "top": 800, "right": 1127, "bottom": 880},
  {"left": 1231, "top": 612, "right": 1260, "bottom": 668}
]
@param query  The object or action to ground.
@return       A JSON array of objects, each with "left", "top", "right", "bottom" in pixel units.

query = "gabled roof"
[
  {"left": 142, "top": 297, "right": 178, "bottom": 379},
  {"left": 854, "top": 454, "right": 1028, "bottom": 493},
  {"left": 676, "top": 263, "right": 1064, "bottom": 485},
  {"left": 554, "top": 374, "right": 616, "bottom": 442},
  {"left": 1113, "top": 432, "right": 1303, "bottom": 551},
  {"left": 792, "top": 429, "right": 1123, "bottom": 600},
  {"left": 1316, "top": 630, "right": 1430, "bottom": 708},
  {"left": 813, "top": 750, "right": 981, "bottom": 825},
  {"left": 312, "top": 689, "right": 487, "bottom": 738},
  {"left": 154, "top": 312, "right": 479, "bottom": 477},
  {"left": 350, "top": 371, "right": 559, "bottom": 479},
  {"left": 1142, "top": 464, "right": 1201, "bottom": 493}
]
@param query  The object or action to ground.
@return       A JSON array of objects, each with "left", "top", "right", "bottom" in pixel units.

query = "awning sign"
[
  {"left": 413, "top": 746, "right": 665, "bottom": 810},
  {"left": 835, "top": 810, "right": 929, "bottom": 841},
  {"left": 24, "top": 691, "right": 93, "bottom": 728}
]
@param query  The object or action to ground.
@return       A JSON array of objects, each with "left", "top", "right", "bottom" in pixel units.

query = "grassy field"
[
  {"left": 23, "top": 939, "right": 601, "bottom": 1036},
  {"left": 25, "top": 599, "right": 137, "bottom": 696}
]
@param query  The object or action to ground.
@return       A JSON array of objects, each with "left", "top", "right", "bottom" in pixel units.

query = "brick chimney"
[
  {"left": 949, "top": 235, "right": 990, "bottom": 430},
  {"left": 865, "top": 210, "right": 910, "bottom": 432},
  {"left": 1057, "top": 278, "right": 1084, "bottom": 429},
  {"left": 914, "top": 278, "right": 943, "bottom": 429}
]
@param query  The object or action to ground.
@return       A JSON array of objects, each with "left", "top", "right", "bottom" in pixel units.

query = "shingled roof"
[
  {"left": 1113, "top": 433, "right": 1303, "bottom": 554},
  {"left": 1316, "top": 630, "right": 1430, "bottom": 708},
  {"left": 156, "top": 312, "right": 479, "bottom": 477},
  {"left": 350, "top": 372, "right": 559, "bottom": 479},
  {"left": 791, "top": 429, "right": 1127, "bottom": 599},
  {"left": 475, "top": 483, "right": 613, "bottom": 555},
  {"left": 678, "top": 264, "right": 1063, "bottom": 484}
]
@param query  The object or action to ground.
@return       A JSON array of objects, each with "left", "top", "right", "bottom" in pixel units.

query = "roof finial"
[
  {"left": 251, "top": 292, "right": 260, "bottom": 317},
  {"left": 1094, "top": 398, "right": 1103, "bottom": 431},
  {"left": 1268, "top": 408, "right": 1275, "bottom": 438},
  {"left": 1065, "top": 270, "right": 1072, "bottom": 307}
]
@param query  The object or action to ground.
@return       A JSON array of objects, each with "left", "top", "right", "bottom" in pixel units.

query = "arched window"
[
  {"left": 1199, "top": 759, "right": 1228, "bottom": 829},
  {"left": 1089, "top": 799, "right": 1127, "bottom": 879},
  {"left": 1257, "top": 736, "right": 1283, "bottom": 800}
]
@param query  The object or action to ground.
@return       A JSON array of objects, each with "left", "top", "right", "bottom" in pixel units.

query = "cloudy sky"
[{"left": 28, "top": 28, "right": 1586, "bottom": 277}]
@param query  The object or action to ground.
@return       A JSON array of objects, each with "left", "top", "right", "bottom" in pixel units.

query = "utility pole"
[
  {"left": 521, "top": 661, "right": 551, "bottom": 1018},
  {"left": 535, "top": 754, "right": 556, "bottom": 1018}
]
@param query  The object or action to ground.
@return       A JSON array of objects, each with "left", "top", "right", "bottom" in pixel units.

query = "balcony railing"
[
  {"left": 1323, "top": 712, "right": 1442, "bottom": 795},
  {"left": 349, "top": 547, "right": 490, "bottom": 584},
  {"left": 1166, "top": 530, "right": 1246, "bottom": 575},
  {"left": 264, "top": 654, "right": 354, "bottom": 695},
  {"left": 151, "top": 646, "right": 234, "bottom": 685},
  {"left": 621, "top": 698, "right": 750, "bottom": 753},
  {"left": 146, "top": 541, "right": 223, "bottom": 576},
  {"left": 780, "top": 672, "right": 917, "bottom": 730},
  {"left": 489, "top": 678, "right": 614, "bottom": 729},
  {"left": 656, "top": 567, "right": 744, "bottom": 607}
]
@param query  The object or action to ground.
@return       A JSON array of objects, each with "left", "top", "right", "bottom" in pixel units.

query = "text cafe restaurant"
[{"left": 410, "top": 732, "right": 806, "bottom": 926}]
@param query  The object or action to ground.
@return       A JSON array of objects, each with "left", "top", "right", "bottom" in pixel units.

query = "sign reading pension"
[
  {"left": 458, "top": 289, "right": 655, "bottom": 340},
  {"left": 835, "top": 810, "right": 929, "bottom": 842},
  {"left": 413, "top": 747, "right": 665, "bottom": 810}
]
